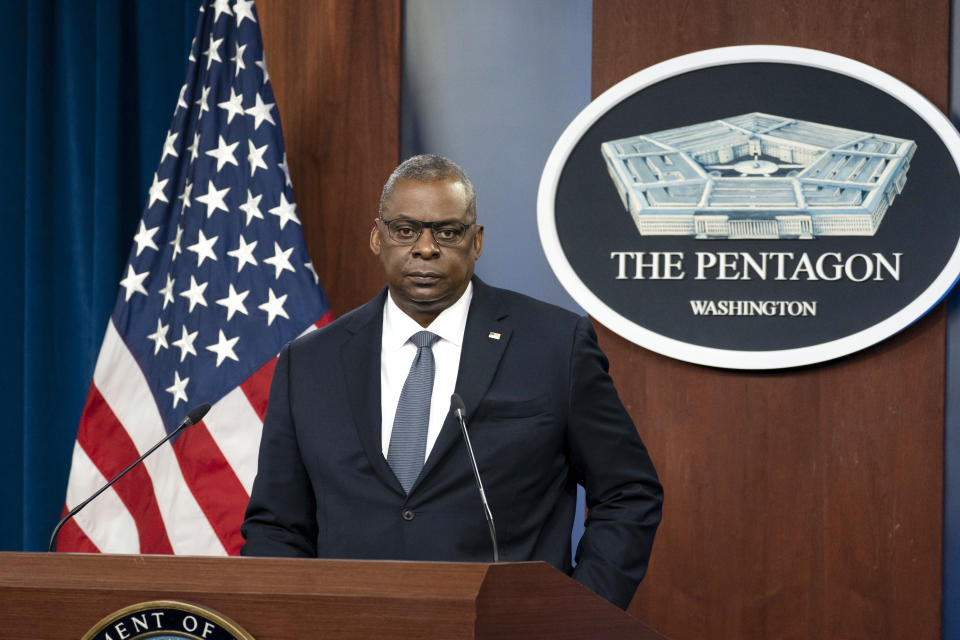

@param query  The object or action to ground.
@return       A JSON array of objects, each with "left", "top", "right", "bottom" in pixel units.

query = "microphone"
[
  {"left": 48, "top": 402, "right": 211, "bottom": 553},
  {"left": 451, "top": 393, "right": 499, "bottom": 563}
]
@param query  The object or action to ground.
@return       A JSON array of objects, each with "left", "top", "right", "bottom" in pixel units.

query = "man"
[{"left": 241, "top": 155, "right": 662, "bottom": 609}]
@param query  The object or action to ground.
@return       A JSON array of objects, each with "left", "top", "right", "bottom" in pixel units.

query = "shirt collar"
[{"left": 382, "top": 281, "right": 473, "bottom": 351}]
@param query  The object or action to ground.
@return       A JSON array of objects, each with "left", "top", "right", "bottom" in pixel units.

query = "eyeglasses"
[{"left": 378, "top": 217, "right": 474, "bottom": 247}]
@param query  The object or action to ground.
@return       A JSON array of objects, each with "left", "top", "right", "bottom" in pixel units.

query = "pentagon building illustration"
[{"left": 600, "top": 113, "right": 916, "bottom": 239}]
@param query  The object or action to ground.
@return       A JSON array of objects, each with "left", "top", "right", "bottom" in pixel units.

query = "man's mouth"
[{"left": 406, "top": 272, "right": 442, "bottom": 285}]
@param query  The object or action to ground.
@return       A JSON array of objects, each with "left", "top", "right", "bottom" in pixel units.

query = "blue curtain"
[{"left": 0, "top": 0, "right": 198, "bottom": 551}]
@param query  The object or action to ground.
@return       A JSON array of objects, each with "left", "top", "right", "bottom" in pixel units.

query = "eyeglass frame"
[{"left": 377, "top": 216, "right": 478, "bottom": 247}]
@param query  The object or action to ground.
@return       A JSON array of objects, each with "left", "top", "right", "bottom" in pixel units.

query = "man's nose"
[{"left": 412, "top": 227, "right": 440, "bottom": 257}]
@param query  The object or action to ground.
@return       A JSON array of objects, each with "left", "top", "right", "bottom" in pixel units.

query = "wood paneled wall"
[
  {"left": 258, "top": 0, "right": 401, "bottom": 317},
  {"left": 593, "top": 1, "right": 947, "bottom": 638}
]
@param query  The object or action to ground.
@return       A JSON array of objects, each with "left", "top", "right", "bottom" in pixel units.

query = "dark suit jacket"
[{"left": 241, "top": 277, "right": 662, "bottom": 609}]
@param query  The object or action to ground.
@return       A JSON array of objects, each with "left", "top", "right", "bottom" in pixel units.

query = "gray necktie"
[{"left": 387, "top": 330, "right": 439, "bottom": 493}]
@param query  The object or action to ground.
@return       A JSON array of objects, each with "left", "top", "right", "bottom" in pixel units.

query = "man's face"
[{"left": 370, "top": 178, "right": 483, "bottom": 327}]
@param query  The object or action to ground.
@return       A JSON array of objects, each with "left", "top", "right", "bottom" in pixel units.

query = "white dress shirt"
[{"left": 380, "top": 282, "right": 473, "bottom": 460}]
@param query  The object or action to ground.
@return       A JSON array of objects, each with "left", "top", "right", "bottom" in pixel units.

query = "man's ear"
[
  {"left": 473, "top": 225, "right": 484, "bottom": 258},
  {"left": 370, "top": 223, "right": 382, "bottom": 256}
]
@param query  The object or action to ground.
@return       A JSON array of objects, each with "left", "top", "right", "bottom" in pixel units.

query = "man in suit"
[{"left": 241, "top": 155, "right": 662, "bottom": 610}]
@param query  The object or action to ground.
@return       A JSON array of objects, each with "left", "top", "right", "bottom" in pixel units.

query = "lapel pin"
[{"left": 488, "top": 331, "right": 501, "bottom": 340}]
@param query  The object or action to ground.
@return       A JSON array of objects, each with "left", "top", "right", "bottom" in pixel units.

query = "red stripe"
[
  {"left": 54, "top": 504, "right": 100, "bottom": 553},
  {"left": 171, "top": 421, "right": 249, "bottom": 555},
  {"left": 240, "top": 312, "right": 334, "bottom": 420},
  {"left": 73, "top": 384, "right": 174, "bottom": 554}
]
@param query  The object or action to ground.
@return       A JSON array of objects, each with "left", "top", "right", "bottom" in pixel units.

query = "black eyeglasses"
[{"left": 379, "top": 217, "right": 474, "bottom": 247}]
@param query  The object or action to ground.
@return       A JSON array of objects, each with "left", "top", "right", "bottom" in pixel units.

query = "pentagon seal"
[{"left": 81, "top": 600, "right": 255, "bottom": 640}]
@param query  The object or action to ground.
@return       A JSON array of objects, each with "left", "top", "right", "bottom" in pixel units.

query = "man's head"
[{"left": 371, "top": 155, "right": 483, "bottom": 327}]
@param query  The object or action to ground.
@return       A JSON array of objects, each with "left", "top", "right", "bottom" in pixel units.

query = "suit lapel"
[
  {"left": 415, "top": 279, "right": 511, "bottom": 488},
  {"left": 340, "top": 289, "right": 405, "bottom": 496}
]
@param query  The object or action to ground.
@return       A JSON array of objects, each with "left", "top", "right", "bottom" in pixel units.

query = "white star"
[
  {"left": 161, "top": 130, "right": 179, "bottom": 164},
  {"left": 195, "top": 180, "right": 230, "bottom": 218},
  {"left": 119, "top": 265, "right": 149, "bottom": 301},
  {"left": 206, "top": 135, "right": 239, "bottom": 172},
  {"left": 179, "top": 275, "right": 209, "bottom": 312},
  {"left": 279, "top": 152, "right": 292, "bottom": 187},
  {"left": 258, "top": 288, "right": 289, "bottom": 326},
  {"left": 175, "top": 84, "right": 188, "bottom": 113},
  {"left": 245, "top": 92, "right": 276, "bottom": 129},
  {"left": 147, "top": 318, "right": 170, "bottom": 355},
  {"left": 305, "top": 261, "right": 320, "bottom": 284},
  {"left": 188, "top": 36, "right": 197, "bottom": 62},
  {"left": 196, "top": 85, "right": 211, "bottom": 117},
  {"left": 264, "top": 242, "right": 295, "bottom": 279},
  {"left": 212, "top": 0, "right": 232, "bottom": 22},
  {"left": 234, "top": 0, "right": 256, "bottom": 25},
  {"left": 172, "top": 326, "right": 199, "bottom": 362},
  {"left": 170, "top": 226, "right": 184, "bottom": 261},
  {"left": 239, "top": 189, "right": 264, "bottom": 225},
  {"left": 148, "top": 173, "right": 169, "bottom": 208},
  {"left": 204, "top": 34, "right": 224, "bottom": 70},
  {"left": 268, "top": 193, "right": 300, "bottom": 229},
  {"left": 206, "top": 329, "right": 241, "bottom": 367},
  {"left": 187, "top": 228, "right": 219, "bottom": 267},
  {"left": 227, "top": 235, "right": 258, "bottom": 272},
  {"left": 166, "top": 371, "right": 190, "bottom": 408},
  {"left": 217, "top": 87, "right": 245, "bottom": 124},
  {"left": 132, "top": 220, "right": 159, "bottom": 256},
  {"left": 232, "top": 42, "right": 247, "bottom": 77},
  {"left": 247, "top": 140, "right": 268, "bottom": 177},
  {"left": 188, "top": 132, "right": 201, "bottom": 162},
  {"left": 178, "top": 180, "right": 193, "bottom": 212},
  {"left": 158, "top": 273, "right": 176, "bottom": 309},
  {"left": 216, "top": 284, "right": 250, "bottom": 320},
  {"left": 256, "top": 54, "right": 270, "bottom": 84}
]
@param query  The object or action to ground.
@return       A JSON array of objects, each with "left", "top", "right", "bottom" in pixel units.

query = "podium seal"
[{"left": 81, "top": 600, "right": 256, "bottom": 640}]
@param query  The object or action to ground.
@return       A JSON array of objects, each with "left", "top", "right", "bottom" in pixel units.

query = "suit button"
[{"left": 401, "top": 509, "right": 415, "bottom": 521}]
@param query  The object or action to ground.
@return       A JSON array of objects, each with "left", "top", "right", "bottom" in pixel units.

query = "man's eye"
[
  {"left": 392, "top": 224, "right": 417, "bottom": 238},
  {"left": 434, "top": 227, "right": 460, "bottom": 241}
]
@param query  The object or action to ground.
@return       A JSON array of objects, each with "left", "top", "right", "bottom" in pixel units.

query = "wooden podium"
[{"left": 0, "top": 553, "right": 666, "bottom": 639}]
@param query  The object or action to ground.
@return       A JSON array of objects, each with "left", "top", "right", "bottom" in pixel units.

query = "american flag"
[{"left": 57, "top": 0, "right": 332, "bottom": 555}]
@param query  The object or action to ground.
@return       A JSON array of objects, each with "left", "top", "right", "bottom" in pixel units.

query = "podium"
[{"left": 0, "top": 552, "right": 666, "bottom": 639}]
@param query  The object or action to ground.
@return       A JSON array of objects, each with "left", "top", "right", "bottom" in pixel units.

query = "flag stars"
[
  {"left": 179, "top": 275, "right": 209, "bottom": 312},
  {"left": 172, "top": 326, "right": 199, "bottom": 362},
  {"left": 264, "top": 242, "right": 295, "bottom": 279},
  {"left": 217, "top": 88, "right": 245, "bottom": 124},
  {"left": 232, "top": 42, "right": 247, "bottom": 77},
  {"left": 239, "top": 190, "right": 264, "bottom": 225},
  {"left": 227, "top": 235, "right": 258, "bottom": 272},
  {"left": 279, "top": 152, "right": 292, "bottom": 188},
  {"left": 204, "top": 34, "right": 224, "bottom": 70},
  {"left": 259, "top": 288, "right": 289, "bottom": 326},
  {"left": 256, "top": 54, "right": 270, "bottom": 84},
  {"left": 147, "top": 319, "right": 170, "bottom": 355},
  {"left": 195, "top": 180, "right": 230, "bottom": 218},
  {"left": 211, "top": 0, "right": 232, "bottom": 22},
  {"left": 216, "top": 284, "right": 250, "bottom": 320},
  {"left": 245, "top": 93, "right": 276, "bottom": 129},
  {"left": 170, "top": 226, "right": 184, "bottom": 261},
  {"left": 166, "top": 371, "right": 190, "bottom": 408},
  {"left": 119, "top": 265, "right": 149, "bottom": 301},
  {"left": 187, "top": 229, "right": 219, "bottom": 267},
  {"left": 206, "top": 330, "right": 240, "bottom": 367},
  {"left": 305, "top": 261, "right": 320, "bottom": 284},
  {"left": 133, "top": 220, "right": 160, "bottom": 256},
  {"left": 161, "top": 131, "right": 179, "bottom": 164},
  {"left": 206, "top": 135, "right": 240, "bottom": 172},
  {"left": 175, "top": 84, "right": 188, "bottom": 113},
  {"left": 268, "top": 193, "right": 300, "bottom": 229},
  {"left": 247, "top": 140, "right": 268, "bottom": 177},
  {"left": 196, "top": 86, "right": 211, "bottom": 118},
  {"left": 188, "top": 132, "right": 201, "bottom": 162},
  {"left": 234, "top": 0, "right": 256, "bottom": 25},
  {"left": 148, "top": 173, "right": 169, "bottom": 208},
  {"left": 178, "top": 180, "right": 193, "bottom": 213},
  {"left": 158, "top": 273, "right": 176, "bottom": 309}
]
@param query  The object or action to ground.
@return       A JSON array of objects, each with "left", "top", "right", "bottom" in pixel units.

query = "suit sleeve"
[
  {"left": 241, "top": 342, "right": 318, "bottom": 557},
  {"left": 567, "top": 316, "right": 663, "bottom": 609}
]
